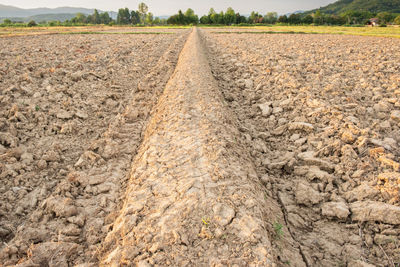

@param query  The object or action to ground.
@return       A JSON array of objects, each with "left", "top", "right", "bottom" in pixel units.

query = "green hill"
[{"left": 309, "top": 0, "right": 400, "bottom": 14}]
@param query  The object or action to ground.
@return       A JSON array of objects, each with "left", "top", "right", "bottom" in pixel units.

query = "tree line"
[{"left": 1, "top": 3, "right": 400, "bottom": 27}]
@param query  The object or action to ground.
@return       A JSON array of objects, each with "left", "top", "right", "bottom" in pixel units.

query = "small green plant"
[
  {"left": 35, "top": 105, "right": 40, "bottom": 111},
  {"left": 201, "top": 217, "right": 210, "bottom": 226},
  {"left": 273, "top": 221, "right": 284, "bottom": 239}
]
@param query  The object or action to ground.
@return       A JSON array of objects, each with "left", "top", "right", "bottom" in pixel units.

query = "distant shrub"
[
  {"left": 395, "top": 15, "right": 400, "bottom": 25},
  {"left": 27, "top": 20, "right": 37, "bottom": 27},
  {"left": 3, "top": 19, "right": 12, "bottom": 25},
  {"left": 379, "top": 23, "right": 387, "bottom": 27}
]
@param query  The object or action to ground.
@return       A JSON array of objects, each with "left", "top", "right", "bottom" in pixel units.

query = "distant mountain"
[
  {"left": 284, "top": 10, "right": 305, "bottom": 17},
  {"left": 0, "top": 4, "right": 117, "bottom": 21},
  {"left": 307, "top": 0, "right": 400, "bottom": 14},
  {"left": 0, "top": 13, "right": 77, "bottom": 23}
]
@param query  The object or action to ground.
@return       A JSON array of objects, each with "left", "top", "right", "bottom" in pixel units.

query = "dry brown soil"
[
  {"left": 204, "top": 29, "right": 400, "bottom": 266},
  {"left": 0, "top": 28, "right": 399, "bottom": 267},
  {"left": 0, "top": 29, "right": 189, "bottom": 265}
]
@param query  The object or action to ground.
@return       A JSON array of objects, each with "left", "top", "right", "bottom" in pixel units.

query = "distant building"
[{"left": 368, "top": 18, "right": 379, "bottom": 26}]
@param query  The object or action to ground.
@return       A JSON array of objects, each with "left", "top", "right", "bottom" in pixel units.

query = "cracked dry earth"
[{"left": 0, "top": 27, "right": 399, "bottom": 267}]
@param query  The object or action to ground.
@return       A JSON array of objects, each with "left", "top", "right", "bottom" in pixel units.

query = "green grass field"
[
  {"left": 210, "top": 25, "right": 400, "bottom": 38},
  {"left": 1, "top": 25, "right": 399, "bottom": 38}
]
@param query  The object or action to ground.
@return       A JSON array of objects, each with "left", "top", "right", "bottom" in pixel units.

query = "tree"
[
  {"left": 302, "top": 15, "right": 313, "bottom": 24},
  {"left": 209, "top": 8, "right": 219, "bottom": 24},
  {"left": 200, "top": 15, "right": 211, "bottom": 24},
  {"left": 236, "top": 13, "right": 247, "bottom": 24},
  {"left": 138, "top": 2, "right": 149, "bottom": 24},
  {"left": 27, "top": 20, "right": 37, "bottom": 27},
  {"left": 117, "top": 8, "right": 131, "bottom": 24},
  {"left": 184, "top": 8, "right": 198, "bottom": 24},
  {"left": 377, "top": 12, "right": 395, "bottom": 24},
  {"left": 249, "top": 11, "right": 263, "bottom": 23},
  {"left": 340, "top": 10, "right": 373, "bottom": 25},
  {"left": 145, "top": 12, "right": 154, "bottom": 25},
  {"left": 249, "top": 11, "right": 258, "bottom": 23},
  {"left": 3, "top": 19, "right": 12, "bottom": 24},
  {"left": 100, "top": 12, "right": 111, "bottom": 24},
  {"left": 131, "top": 10, "right": 140, "bottom": 24},
  {"left": 208, "top": 8, "right": 216, "bottom": 17},
  {"left": 288, "top": 13, "right": 301, "bottom": 24},
  {"left": 277, "top": 15, "right": 288, "bottom": 23},
  {"left": 224, "top": 7, "right": 236, "bottom": 25},
  {"left": 153, "top": 17, "right": 161, "bottom": 25},
  {"left": 264, "top": 12, "right": 278, "bottom": 24},
  {"left": 313, "top": 10, "right": 324, "bottom": 25},
  {"left": 92, "top": 9, "right": 101, "bottom": 24},
  {"left": 395, "top": 15, "right": 400, "bottom": 25},
  {"left": 75, "top": 13, "right": 87, "bottom": 23}
]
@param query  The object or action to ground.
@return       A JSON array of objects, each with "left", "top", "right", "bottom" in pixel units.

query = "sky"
[{"left": 1, "top": 0, "right": 337, "bottom": 16}]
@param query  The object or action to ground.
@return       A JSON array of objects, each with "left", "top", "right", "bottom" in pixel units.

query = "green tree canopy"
[
  {"left": 224, "top": 7, "right": 236, "bottom": 25},
  {"left": 117, "top": 8, "right": 131, "bottom": 24},
  {"left": 138, "top": 2, "right": 149, "bottom": 24},
  {"left": 264, "top": 12, "right": 278, "bottom": 24}
]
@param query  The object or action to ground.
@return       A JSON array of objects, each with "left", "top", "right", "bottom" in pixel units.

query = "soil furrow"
[{"left": 99, "top": 28, "right": 276, "bottom": 266}]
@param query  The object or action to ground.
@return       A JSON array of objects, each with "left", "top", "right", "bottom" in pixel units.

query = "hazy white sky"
[{"left": 1, "top": 0, "right": 337, "bottom": 15}]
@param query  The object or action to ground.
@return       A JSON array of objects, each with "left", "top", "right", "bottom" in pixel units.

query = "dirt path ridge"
[{"left": 99, "top": 28, "right": 276, "bottom": 266}]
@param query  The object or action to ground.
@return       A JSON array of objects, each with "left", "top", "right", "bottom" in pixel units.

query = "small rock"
[
  {"left": 373, "top": 101, "right": 390, "bottom": 113},
  {"left": 306, "top": 166, "right": 334, "bottom": 183},
  {"left": 321, "top": 202, "right": 350, "bottom": 219},
  {"left": 67, "top": 215, "right": 85, "bottom": 227},
  {"left": 61, "top": 224, "right": 81, "bottom": 236},
  {"left": 106, "top": 98, "right": 118, "bottom": 108},
  {"left": 260, "top": 174, "right": 269, "bottom": 184},
  {"left": 298, "top": 151, "right": 335, "bottom": 172},
  {"left": 294, "top": 137, "right": 307, "bottom": 146},
  {"left": 33, "top": 92, "right": 41, "bottom": 98},
  {"left": 257, "top": 103, "right": 272, "bottom": 117},
  {"left": 288, "top": 122, "right": 314, "bottom": 132},
  {"left": 0, "top": 132, "right": 19, "bottom": 147},
  {"left": 344, "top": 183, "right": 379, "bottom": 202},
  {"left": 89, "top": 175, "right": 107, "bottom": 186},
  {"left": 44, "top": 196, "right": 78, "bottom": 218},
  {"left": 213, "top": 203, "right": 235, "bottom": 227},
  {"left": 272, "top": 107, "right": 283, "bottom": 114},
  {"left": 391, "top": 110, "right": 400, "bottom": 122},
  {"left": 380, "top": 120, "right": 391, "bottom": 130},
  {"left": 42, "top": 150, "right": 60, "bottom": 162},
  {"left": 295, "top": 181, "right": 324, "bottom": 206},
  {"left": 244, "top": 79, "right": 253, "bottom": 89},
  {"left": 56, "top": 110, "right": 73, "bottom": 120},
  {"left": 21, "top": 152, "right": 33, "bottom": 164},
  {"left": 350, "top": 201, "right": 400, "bottom": 225},
  {"left": 374, "top": 234, "right": 396, "bottom": 246},
  {"left": 37, "top": 159, "right": 47, "bottom": 169},
  {"left": 75, "top": 110, "right": 88, "bottom": 119},
  {"left": 0, "top": 227, "right": 11, "bottom": 238},
  {"left": 351, "top": 169, "right": 364, "bottom": 178},
  {"left": 290, "top": 134, "right": 300, "bottom": 141},
  {"left": 271, "top": 125, "right": 286, "bottom": 136},
  {"left": 341, "top": 131, "right": 355, "bottom": 144}
]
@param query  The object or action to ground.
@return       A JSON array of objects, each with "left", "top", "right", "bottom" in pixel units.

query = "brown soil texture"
[
  {"left": 204, "top": 30, "right": 400, "bottom": 266},
  {"left": 1, "top": 27, "right": 400, "bottom": 267},
  {"left": 100, "top": 28, "right": 275, "bottom": 266},
  {"left": 0, "top": 29, "right": 190, "bottom": 265}
]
